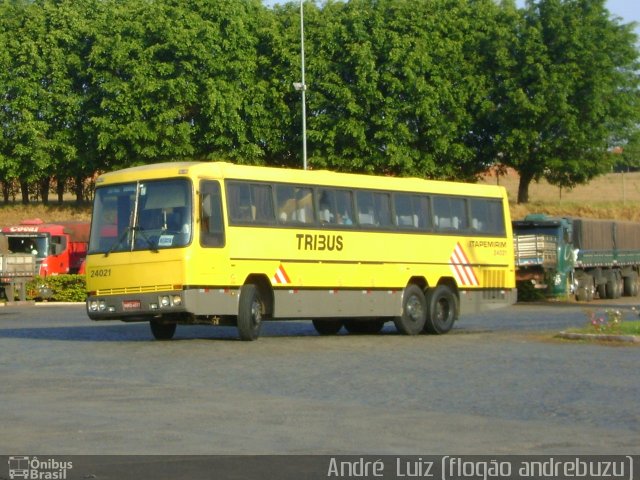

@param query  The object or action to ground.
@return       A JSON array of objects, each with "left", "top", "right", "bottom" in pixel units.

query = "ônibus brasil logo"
[{"left": 8, "top": 456, "right": 73, "bottom": 480}]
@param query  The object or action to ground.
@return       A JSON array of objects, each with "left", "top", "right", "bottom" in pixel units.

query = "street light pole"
[{"left": 299, "top": 0, "right": 308, "bottom": 170}]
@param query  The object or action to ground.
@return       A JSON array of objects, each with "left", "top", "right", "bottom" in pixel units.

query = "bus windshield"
[{"left": 89, "top": 178, "right": 192, "bottom": 254}]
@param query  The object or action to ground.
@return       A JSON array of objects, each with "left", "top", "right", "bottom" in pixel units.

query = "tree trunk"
[
  {"left": 20, "top": 180, "right": 30, "bottom": 205},
  {"left": 74, "top": 175, "right": 84, "bottom": 203},
  {"left": 56, "top": 176, "right": 65, "bottom": 203},
  {"left": 40, "top": 177, "right": 51, "bottom": 204},
  {"left": 517, "top": 170, "right": 534, "bottom": 204},
  {"left": 2, "top": 182, "right": 9, "bottom": 203}
]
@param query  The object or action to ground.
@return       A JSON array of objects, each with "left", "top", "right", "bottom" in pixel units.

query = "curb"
[
  {"left": 0, "top": 301, "right": 84, "bottom": 307},
  {"left": 557, "top": 331, "right": 640, "bottom": 344}
]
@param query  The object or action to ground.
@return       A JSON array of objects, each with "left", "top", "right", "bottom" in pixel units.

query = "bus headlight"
[
  {"left": 159, "top": 295, "right": 171, "bottom": 308},
  {"left": 88, "top": 300, "right": 107, "bottom": 312},
  {"left": 172, "top": 295, "right": 182, "bottom": 306}
]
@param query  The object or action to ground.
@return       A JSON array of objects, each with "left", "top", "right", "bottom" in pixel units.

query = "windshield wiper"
[
  {"left": 104, "top": 226, "right": 133, "bottom": 257},
  {"left": 135, "top": 226, "right": 159, "bottom": 253}
]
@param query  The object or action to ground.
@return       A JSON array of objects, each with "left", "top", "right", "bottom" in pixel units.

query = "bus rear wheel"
[
  {"left": 238, "top": 284, "right": 264, "bottom": 341},
  {"left": 394, "top": 285, "right": 427, "bottom": 335},
  {"left": 423, "top": 285, "right": 458, "bottom": 334},
  {"left": 150, "top": 320, "right": 176, "bottom": 340}
]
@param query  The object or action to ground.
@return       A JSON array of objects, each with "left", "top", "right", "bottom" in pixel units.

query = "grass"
[
  {"left": 480, "top": 168, "right": 640, "bottom": 221},
  {"left": 566, "top": 320, "right": 640, "bottom": 336},
  {"left": 0, "top": 202, "right": 92, "bottom": 227}
]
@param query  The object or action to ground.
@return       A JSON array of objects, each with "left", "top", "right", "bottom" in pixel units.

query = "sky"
[{"left": 605, "top": 0, "right": 639, "bottom": 32}]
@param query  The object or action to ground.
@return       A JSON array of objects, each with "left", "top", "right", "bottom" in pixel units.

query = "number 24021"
[{"left": 90, "top": 269, "right": 111, "bottom": 277}]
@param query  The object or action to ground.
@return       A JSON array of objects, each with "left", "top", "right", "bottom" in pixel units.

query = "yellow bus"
[{"left": 86, "top": 162, "right": 516, "bottom": 340}]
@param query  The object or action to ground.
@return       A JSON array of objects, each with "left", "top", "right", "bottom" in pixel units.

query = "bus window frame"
[
  {"left": 222, "top": 178, "right": 506, "bottom": 238},
  {"left": 199, "top": 179, "right": 226, "bottom": 248}
]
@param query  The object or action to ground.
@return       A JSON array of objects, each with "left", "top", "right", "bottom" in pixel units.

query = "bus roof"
[{"left": 96, "top": 161, "right": 507, "bottom": 198}]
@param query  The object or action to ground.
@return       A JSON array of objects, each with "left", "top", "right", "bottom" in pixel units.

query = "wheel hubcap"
[
  {"left": 435, "top": 299, "right": 449, "bottom": 322},
  {"left": 406, "top": 295, "right": 424, "bottom": 323},
  {"left": 251, "top": 300, "right": 263, "bottom": 326}
]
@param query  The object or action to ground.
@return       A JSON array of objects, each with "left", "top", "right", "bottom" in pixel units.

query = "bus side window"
[
  {"left": 277, "top": 185, "right": 314, "bottom": 224},
  {"left": 356, "top": 191, "right": 375, "bottom": 226},
  {"left": 470, "top": 198, "right": 505, "bottom": 235},
  {"left": 317, "top": 189, "right": 336, "bottom": 224},
  {"left": 334, "top": 190, "right": 354, "bottom": 225},
  {"left": 318, "top": 189, "right": 353, "bottom": 225},
  {"left": 394, "top": 194, "right": 418, "bottom": 228},
  {"left": 227, "top": 182, "right": 274, "bottom": 224},
  {"left": 228, "top": 183, "right": 252, "bottom": 222},
  {"left": 252, "top": 184, "right": 275, "bottom": 222},
  {"left": 373, "top": 193, "right": 392, "bottom": 227},
  {"left": 200, "top": 181, "right": 225, "bottom": 247},
  {"left": 433, "top": 196, "right": 468, "bottom": 231}
]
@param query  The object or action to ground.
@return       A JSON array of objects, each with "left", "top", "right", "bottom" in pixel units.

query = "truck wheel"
[
  {"left": 424, "top": 285, "right": 458, "bottom": 334},
  {"left": 605, "top": 273, "right": 620, "bottom": 299},
  {"left": 575, "top": 288, "right": 588, "bottom": 302},
  {"left": 575, "top": 275, "right": 594, "bottom": 302},
  {"left": 312, "top": 319, "right": 343, "bottom": 335},
  {"left": 237, "top": 284, "right": 264, "bottom": 341},
  {"left": 394, "top": 285, "right": 427, "bottom": 335},
  {"left": 150, "top": 320, "right": 176, "bottom": 340},
  {"left": 624, "top": 273, "right": 639, "bottom": 297}
]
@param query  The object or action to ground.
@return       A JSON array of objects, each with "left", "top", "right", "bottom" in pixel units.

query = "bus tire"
[
  {"left": 150, "top": 320, "right": 176, "bottom": 340},
  {"left": 423, "top": 285, "right": 458, "bottom": 334},
  {"left": 344, "top": 318, "right": 385, "bottom": 334},
  {"left": 312, "top": 319, "right": 343, "bottom": 335},
  {"left": 238, "top": 284, "right": 264, "bottom": 341},
  {"left": 394, "top": 285, "right": 427, "bottom": 335}
]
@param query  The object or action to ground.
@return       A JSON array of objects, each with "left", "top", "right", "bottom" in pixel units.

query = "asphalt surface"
[{"left": 0, "top": 299, "right": 638, "bottom": 456}]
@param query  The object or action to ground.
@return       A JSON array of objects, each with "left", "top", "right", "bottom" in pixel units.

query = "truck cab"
[
  {"left": 1, "top": 219, "right": 90, "bottom": 276},
  {"left": 512, "top": 214, "right": 575, "bottom": 297}
]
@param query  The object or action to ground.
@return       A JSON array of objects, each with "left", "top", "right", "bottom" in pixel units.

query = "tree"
[
  {"left": 479, "top": 0, "right": 640, "bottom": 203},
  {"left": 0, "top": 0, "right": 51, "bottom": 203},
  {"left": 0, "top": 0, "right": 103, "bottom": 203},
  {"left": 87, "top": 0, "right": 277, "bottom": 168},
  {"left": 296, "top": 0, "right": 502, "bottom": 180}
]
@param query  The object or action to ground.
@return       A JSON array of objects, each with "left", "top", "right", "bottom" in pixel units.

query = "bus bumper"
[
  {"left": 86, "top": 290, "right": 186, "bottom": 321},
  {"left": 86, "top": 287, "right": 240, "bottom": 321}
]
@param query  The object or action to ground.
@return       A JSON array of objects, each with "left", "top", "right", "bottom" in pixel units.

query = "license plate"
[{"left": 122, "top": 300, "right": 141, "bottom": 310}]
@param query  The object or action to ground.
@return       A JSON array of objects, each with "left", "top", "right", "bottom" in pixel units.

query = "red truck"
[{"left": 0, "top": 219, "right": 90, "bottom": 276}]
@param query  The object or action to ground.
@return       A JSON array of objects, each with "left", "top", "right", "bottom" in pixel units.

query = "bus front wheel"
[
  {"left": 423, "top": 285, "right": 458, "bottom": 334},
  {"left": 238, "top": 284, "right": 264, "bottom": 341},
  {"left": 150, "top": 320, "right": 176, "bottom": 340},
  {"left": 394, "top": 285, "right": 427, "bottom": 335}
]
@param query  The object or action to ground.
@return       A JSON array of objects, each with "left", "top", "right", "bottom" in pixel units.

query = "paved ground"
[{"left": 0, "top": 300, "right": 638, "bottom": 455}]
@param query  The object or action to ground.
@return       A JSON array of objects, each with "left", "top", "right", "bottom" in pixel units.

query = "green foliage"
[
  {"left": 26, "top": 275, "right": 87, "bottom": 302},
  {"left": 0, "top": 0, "right": 638, "bottom": 193},
  {"left": 477, "top": 0, "right": 640, "bottom": 203},
  {"left": 571, "top": 308, "right": 640, "bottom": 335}
]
